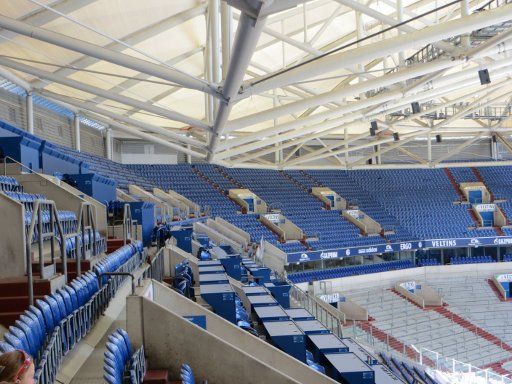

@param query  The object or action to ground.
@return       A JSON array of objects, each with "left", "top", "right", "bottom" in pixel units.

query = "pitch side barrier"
[{"left": 287, "top": 236, "right": 512, "bottom": 263}]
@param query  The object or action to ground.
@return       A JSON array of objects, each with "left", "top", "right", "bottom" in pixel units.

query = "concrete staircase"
[
  {"left": 444, "top": 168, "right": 465, "bottom": 201},
  {"left": 0, "top": 275, "right": 64, "bottom": 327}
]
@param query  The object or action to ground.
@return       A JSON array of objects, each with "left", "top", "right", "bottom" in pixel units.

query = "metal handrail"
[
  {"left": 99, "top": 272, "right": 137, "bottom": 295},
  {"left": 76, "top": 202, "right": 98, "bottom": 277},
  {"left": 277, "top": 271, "right": 344, "bottom": 338},
  {"left": 2, "top": 155, "right": 36, "bottom": 175},
  {"left": 25, "top": 199, "right": 66, "bottom": 305},
  {"left": 122, "top": 203, "right": 133, "bottom": 245}
]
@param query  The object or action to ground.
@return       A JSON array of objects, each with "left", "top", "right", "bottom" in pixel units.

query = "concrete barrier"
[
  {"left": 262, "top": 241, "right": 288, "bottom": 274},
  {"left": 167, "top": 244, "right": 199, "bottom": 284},
  {"left": 193, "top": 222, "right": 242, "bottom": 252},
  {"left": 127, "top": 280, "right": 336, "bottom": 384},
  {"left": 215, "top": 217, "right": 251, "bottom": 243},
  {"left": 337, "top": 299, "right": 368, "bottom": 321},
  {"left": 206, "top": 218, "right": 248, "bottom": 250}
]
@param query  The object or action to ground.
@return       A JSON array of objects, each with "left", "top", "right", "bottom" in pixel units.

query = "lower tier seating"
[
  {"left": 0, "top": 242, "right": 144, "bottom": 384},
  {"left": 288, "top": 260, "right": 414, "bottom": 283}
]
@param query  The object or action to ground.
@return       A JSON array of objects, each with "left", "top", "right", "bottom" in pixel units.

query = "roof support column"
[
  {"left": 221, "top": 1, "right": 233, "bottom": 79},
  {"left": 461, "top": 0, "right": 471, "bottom": 48},
  {"left": 208, "top": 2, "right": 267, "bottom": 161},
  {"left": 74, "top": 114, "right": 81, "bottom": 152},
  {"left": 26, "top": 91, "right": 34, "bottom": 135},
  {"left": 105, "top": 128, "right": 113, "bottom": 160}
]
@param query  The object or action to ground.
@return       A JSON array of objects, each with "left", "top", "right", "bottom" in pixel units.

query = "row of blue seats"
[
  {"left": 288, "top": 260, "right": 415, "bottom": 283},
  {"left": 61, "top": 231, "right": 107, "bottom": 259},
  {"left": 104, "top": 328, "right": 145, "bottom": 384},
  {"left": 0, "top": 272, "right": 104, "bottom": 384},
  {"left": 380, "top": 352, "right": 438, "bottom": 384},
  {"left": 417, "top": 258, "right": 440, "bottom": 266},
  {"left": 0, "top": 242, "right": 143, "bottom": 384},
  {"left": 0, "top": 175, "right": 21, "bottom": 191},
  {"left": 451, "top": 255, "right": 494, "bottom": 264}
]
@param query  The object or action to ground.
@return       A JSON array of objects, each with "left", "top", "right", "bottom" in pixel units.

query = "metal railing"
[
  {"left": 143, "top": 247, "right": 165, "bottom": 283},
  {"left": 283, "top": 277, "right": 344, "bottom": 339},
  {"left": 122, "top": 203, "right": 134, "bottom": 245},
  {"left": 25, "top": 199, "right": 66, "bottom": 305}
]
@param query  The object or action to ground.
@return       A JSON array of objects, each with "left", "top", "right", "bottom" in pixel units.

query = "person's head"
[{"left": 0, "top": 350, "right": 35, "bottom": 384}]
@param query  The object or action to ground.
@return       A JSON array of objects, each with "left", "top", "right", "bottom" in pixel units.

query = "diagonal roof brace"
[
  {"left": 227, "top": 0, "right": 316, "bottom": 18},
  {"left": 0, "top": 13, "right": 221, "bottom": 98}
]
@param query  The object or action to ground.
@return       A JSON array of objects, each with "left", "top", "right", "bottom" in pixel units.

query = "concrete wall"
[
  {"left": 215, "top": 217, "right": 251, "bottom": 243},
  {"left": 302, "top": 263, "right": 512, "bottom": 294},
  {"left": 206, "top": 218, "right": 248, "bottom": 250},
  {"left": 262, "top": 241, "right": 288, "bottom": 274},
  {"left": 491, "top": 276, "right": 507, "bottom": 299},
  {"left": 342, "top": 210, "right": 381, "bottom": 235},
  {"left": 46, "top": 175, "right": 107, "bottom": 236},
  {"left": 193, "top": 222, "right": 242, "bottom": 252},
  {"left": 127, "top": 280, "right": 336, "bottom": 384},
  {"left": 13, "top": 172, "right": 85, "bottom": 216},
  {"left": 0, "top": 193, "right": 26, "bottom": 277},
  {"left": 337, "top": 299, "right": 369, "bottom": 321},
  {"left": 166, "top": 244, "right": 199, "bottom": 283}
]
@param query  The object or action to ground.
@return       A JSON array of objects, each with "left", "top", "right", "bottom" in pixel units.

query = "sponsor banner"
[
  {"left": 474, "top": 203, "right": 495, "bottom": 212},
  {"left": 496, "top": 274, "right": 512, "bottom": 283},
  {"left": 288, "top": 241, "right": 422, "bottom": 263},
  {"left": 400, "top": 281, "right": 416, "bottom": 293},
  {"left": 319, "top": 293, "right": 341, "bottom": 304},
  {"left": 424, "top": 236, "right": 512, "bottom": 249},
  {"left": 287, "top": 236, "right": 512, "bottom": 263},
  {"left": 264, "top": 213, "right": 280, "bottom": 223},
  {"left": 346, "top": 210, "right": 360, "bottom": 219}
]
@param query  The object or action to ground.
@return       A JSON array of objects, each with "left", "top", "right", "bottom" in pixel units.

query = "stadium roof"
[{"left": 1, "top": 0, "right": 512, "bottom": 168}]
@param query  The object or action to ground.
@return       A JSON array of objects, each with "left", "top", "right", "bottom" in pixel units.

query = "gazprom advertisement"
[{"left": 287, "top": 236, "right": 512, "bottom": 263}]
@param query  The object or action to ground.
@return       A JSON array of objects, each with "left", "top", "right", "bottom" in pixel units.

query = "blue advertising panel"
[{"left": 287, "top": 236, "right": 512, "bottom": 264}]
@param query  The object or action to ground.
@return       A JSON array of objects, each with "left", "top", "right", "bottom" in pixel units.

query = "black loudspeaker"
[
  {"left": 478, "top": 69, "right": 491, "bottom": 85},
  {"left": 371, "top": 121, "right": 378, "bottom": 129},
  {"left": 411, "top": 102, "right": 421, "bottom": 114},
  {"left": 436, "top": 134, "right": 442, "bottom": 143},
  {"left": 393, "top": 132, "right": 399, "bottom": 141}
]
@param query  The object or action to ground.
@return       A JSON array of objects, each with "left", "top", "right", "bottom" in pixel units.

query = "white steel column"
[
  {"left": 26, "top": 91, "right": 34, "bottom": 134},
  {"left": 397, "top": 0, "right": 405, "bottom": 66},
  {"left": 210, "top": 0, "right": 221, "bottom": 114},
  {"left": 461, "top": 0, "right": 471, "bottom": 48},
  {"left": 208, "top": 5, "right": 267, "bottom": 161},
  {"left": 221, "top": 1, "right": 233, "bottom": 79},
  {"left": 74, "top": 114, "right": 81, "bottom": 152},
  {"left": 105, "top": 127, "right": 113, "bottom": 160}
]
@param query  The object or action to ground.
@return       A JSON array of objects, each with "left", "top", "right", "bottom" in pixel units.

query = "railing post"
[{"left": 37, "top": 204, "right": 43, "bottom": 279}]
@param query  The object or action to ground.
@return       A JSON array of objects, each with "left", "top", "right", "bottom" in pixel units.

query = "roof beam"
[
  {"left": 241, "top": 3, "right": 512, "bottom": 95},
  {"left": 0, "top": 0, "right": 99, "bottom": 43},
  {"left": 0, "top": 56, "right": 210, "bottom": 131},
  {"left": 218, "top": 54, "right": 512, "bottom": 155},
  {"left": 88, "top": 46, "right": 204, "bottom": 106},
  {"left": 432, "top": 133, "right": 484, "bottom": 164},
  {"left": 0, "top": 11, "right": 219, "bottom": 97},
  {"left": 31, "top": 4, "right": 206, "bottom": 88}
]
